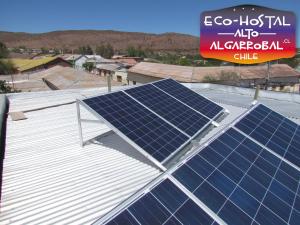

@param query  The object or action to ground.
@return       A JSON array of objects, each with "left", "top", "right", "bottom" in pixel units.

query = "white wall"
[
  {"left": 75, "top": 56, "right": 88, "bottom": 70},
  {"left": 114, "top": 69, "right": 128, "bottom": 84}
]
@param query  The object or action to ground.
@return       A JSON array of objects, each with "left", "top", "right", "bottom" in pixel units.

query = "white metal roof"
[
  {"left": 1, "top": 83, "right": 299, "bottom": 224},
  {"left": 1, "top": 87, "right": 160, "bottom": 225}
]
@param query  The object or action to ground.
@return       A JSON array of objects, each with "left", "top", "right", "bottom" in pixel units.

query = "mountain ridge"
[{"left": 0, "top": 30, "right": 200, "bottom": 54}]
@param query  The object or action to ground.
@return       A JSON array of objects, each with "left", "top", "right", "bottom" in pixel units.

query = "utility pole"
[
  {"left": 265, "top": 61, "right": 270, "bottom": 90},
  {"left": 10, "top": 73, "right": 14, "bottom": 90},
  {"left": 107, "top": 72, "right": 112, "bottom": 92}
]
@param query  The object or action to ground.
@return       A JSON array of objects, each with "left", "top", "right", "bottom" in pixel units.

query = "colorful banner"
[{"left": 200, "top": 5, "right": 296, "bottom": 64}]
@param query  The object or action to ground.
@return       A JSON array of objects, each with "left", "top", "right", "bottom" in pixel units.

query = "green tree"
[
  {"left": 95, "top": 43, "right": 114, "bottom": 58},
  {"left": 278, "top": 57, "right": 299, "bottom": 68},
  {"left": 126, "top": 46, "right": 145, "bottom": 57},
  {"left": 53, "top": 48, "right": 60, "bottom": 55},
  {"left": 126, "top": 46, "right": 136, "bottom": 57},
  {"left": 177, "top": 57, "right": 191, "bottom": 66},
  {"left": 95, "top": 45, "right": 105, "bottom": 56},
  {"left": 41, "top": 47, "right": 49, "bottom": 54},
  {"left": 78, "top": 45, "right": 93, "bottom": 55},
  {"left": 0, "top": 42, "right": 9, "bottom": 58},
  {"left": 82, "top": 62, "right": 94, "bottom": 72},
  {"left": 0, "top": 60, "right": 16, "bottom": 75},
  {"left": 104, "top": 43, "right": 114, "bottom": 58},
  {"left": 0, "top": 80, "right": 20, "bottom": 93}
]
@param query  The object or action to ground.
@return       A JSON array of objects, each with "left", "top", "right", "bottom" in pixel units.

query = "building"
[
  {"left": 95, "top": 64, "right": 128, "bottom": 84},
  {"left": 10, "top": 57, "right": 71, "bottom": 74},
  {"left": 1, "top": 83, "right": 299, "bottom": 224},
  {"left": 59, "top": 54, "right": 82, "bottom": 63},
  {"left": 1, "top": 65, "right": 122, "bottom": 92},
  {"left": 114, "top": 68, "right": 128, "bottom": 83},
  {"left": 74, "top": 55, "right": 88, "bottom": 70},
  {"left": 112, "top": 56, "right": 143, "bottom": 68},
  {"left": 74, "top": 55, "right": 110, "bottom": 70},
  {"left": 128, "top": 62, "right": 300, "bottom": 92}
]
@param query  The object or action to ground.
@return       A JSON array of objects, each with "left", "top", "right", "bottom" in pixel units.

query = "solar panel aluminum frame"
[
  {"left": 162, "top": 101, "right": 263, "bottom": 177},
  {"left": 91, "top": 174, "right": 169, "bottom": 225},
  {"left": 76, "top": 98, "right": 167, "bottom": 171},
  {"left": 147, "top": 83, "right": 217, "bottom": 123},
  {"left": 92, "top": 173, "right": 226, "bottom": 225},
  {"left": 172, "top": 82, "right": 226, "bottom": 122},
  {"left": 77, "top": 79, "right": 225, "bottom": 170},
  {"left": 152, "top": 79, "right": 226, "bottom": 121},
  {"left": 91, "top": 103, "right": 299, "bottom": 225},
  {"left": 79, "top": 78, "right": 225, "bottom": 123},
  {"left": 122, "top": 89, "right": 217, "bottom": 165},
  {"left": 232, "top": 103, "right": 300, "bottom": 172},
  {"left": 92, "top": 106, "right": 242, "bottom": 225}
]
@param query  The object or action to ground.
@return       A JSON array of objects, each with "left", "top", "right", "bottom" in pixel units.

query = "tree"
[
  {"left": 177, "top": 57, "right": 191, "bottom": 66},
  {"left": 0, "top": 60, "right": 16, "bottom": 75},
  {"left": 0, "top": 42, "right": 9, "bottom": 58},
  {"left": 0, "top": 80, "right": 20, "bottom": 93},
  {"left": 278, "top": 57, "right": 299, "bottom": 68},
  {"left": 126, "top": 46, "right": 136, "bottom": 57},
  {"left": 78, "top": 45, "right": 93, "bottom": 55},
  {"left": 41, "top": 47, "right": 49, "bottom": 54},
  {"left": 95, "top": 43, "right": 114, "bottom": 58},
  {"left": 104, "top": 43, "right": 114, "bottom": 59},
  {"left": 126, "top": 46, "right": 145, "bottom": 57},
  {"left": 95, "top": 45, "right": 105, "bottom": 57},
  {"left": 53, "top": 48, "right": 60, "bottom": 55},
  {"left": 82, "top": 62, "right": 94, "bottom": 72}
]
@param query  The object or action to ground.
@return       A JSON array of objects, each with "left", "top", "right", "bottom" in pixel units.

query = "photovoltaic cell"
[
  {"left": 235, "top": 104, "right": 300, "bottom": 168},
  {"left": 125, "top": 84, "right": 210, "bottom": 137},
  {"left": 173, "top": 128, "right": 300, "bottom": 225},
  {"left": 153, "top": 79, "right": 223, "bottom": 119},
  {"left": 103, "top": 178, "right": 220, "bottom": 225},
  {"left": 83, "top": 92, "right": 189, "bottom": 162}
]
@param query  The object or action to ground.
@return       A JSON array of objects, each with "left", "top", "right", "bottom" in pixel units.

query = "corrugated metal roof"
[
  {"left": 2, "top": 83, "right": 299, "bottom": 224},
  {"left": 129, "top": 62, "right": 300, "bottom": 82},
  {"left": 9, "top": 57, "right": 63, "bottom": 72},
  {"left": 1, "top": 88, "right": 161, "bottom": 225},
  {"left": 191, "top": 84, "right": 300, "bottom": 121}
]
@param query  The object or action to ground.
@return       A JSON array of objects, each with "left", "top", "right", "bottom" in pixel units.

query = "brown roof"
[
  {"left": 6, "top": 65, "right": 121, "bottom": 91},
  {"left": 128, "top": 62, "right": 300, "bottom": 82},
  {"left": 113, "top": 58, "right": 139, "bottom": 66}
]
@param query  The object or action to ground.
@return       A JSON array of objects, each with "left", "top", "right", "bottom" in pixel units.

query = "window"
[{"left": 117, "top": 75, "right": 122, "bottom": 82}]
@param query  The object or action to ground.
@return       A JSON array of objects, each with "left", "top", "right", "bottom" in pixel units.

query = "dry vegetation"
[{"left": 0, "top": 30, "right": 199, "bottom": 54}]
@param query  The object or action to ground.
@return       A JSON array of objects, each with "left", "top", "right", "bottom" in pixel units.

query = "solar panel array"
[
  {"left": 82, "top": 79, "right": 224, "bottom": 164},
  {"left": 103, "top": 178, "right": 220, "bottom": 225},
  {"left": 173, "top": 128, "right": 300, "bottom": 225},
  {"left": 125, "top": 84, "right": 210, "bottom": 137},
  {"left": 153, "top": 79, "right": 223, "bottom": 119},
  {"left": 97, "top": 104, "right": 300, "bottom": 225},
  {"left": 83, "top": 92, "right": 189, "bottom": 162},
  {"left": 235, "top": 104, "right": 300, "bottom": 168}
]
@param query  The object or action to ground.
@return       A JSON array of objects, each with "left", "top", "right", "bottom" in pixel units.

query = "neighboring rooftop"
[
  {"left": 128, "top": 62, "right": 300, "bottom": 83},
  {"left": 1, "top": 65, "right": 122, "bottom": 92},
  {"left": 58, "top": 54, "right": 82, "bottom": 61},
  {"left": 1, "top": 83, "right": 299, "bottom": 224},
  {"left": 8, "top": 57, "right": 71, "bottom": 73}
]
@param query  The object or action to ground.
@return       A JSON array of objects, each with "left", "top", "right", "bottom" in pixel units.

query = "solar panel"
[
  {"left": 125, "top": 84, "right": 210, "bottom": 137},
  {"left": 235, "top": 104, "right": 300, "bottom": 168},
  {"left": 99, "top": 178, "right": 221, "bottom": 225},
  {"left": 172, "top": 128, "right": 300, "bottom": 225},
  {"left": 153, "top": 79, "right": 223, "bottom": 119},
  {"left": 83, "top": 92, "right": 189, "bottom": 163}
]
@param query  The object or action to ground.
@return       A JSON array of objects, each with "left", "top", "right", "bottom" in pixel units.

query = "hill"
[{"left": 0, "top": 30, "right": 199, "bottom": 54}]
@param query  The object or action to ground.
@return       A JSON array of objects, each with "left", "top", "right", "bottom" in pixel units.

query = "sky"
[{"left": 0, "top": 0, "right": 299, "bottom": 46}]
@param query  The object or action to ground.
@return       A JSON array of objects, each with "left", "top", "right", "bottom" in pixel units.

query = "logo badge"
[{"left": 200, "top": 5, "right": 296, "bottom": 64}]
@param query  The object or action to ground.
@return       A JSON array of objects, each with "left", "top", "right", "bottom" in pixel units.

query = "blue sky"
[{"left": 0, "top": 0, "right": 299, "bottom": 45}]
